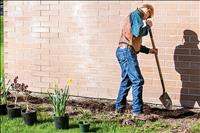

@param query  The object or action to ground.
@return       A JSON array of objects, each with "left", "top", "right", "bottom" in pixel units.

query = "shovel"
[{"left": 148, "top": 28, "right": 172, "bottom": 110}]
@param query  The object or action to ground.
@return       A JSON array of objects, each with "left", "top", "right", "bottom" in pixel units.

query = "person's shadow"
[{"left": 174, "top": 29, "right": 200, "bottom": 108}]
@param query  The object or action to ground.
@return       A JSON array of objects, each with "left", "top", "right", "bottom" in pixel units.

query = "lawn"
[
  {"left": 0, "top": 105, "right": 171, "bottom": 133},
  {"left": 0, "top": 115, "right": 171, "bottom": 133},
  {"left": 1, "top": 98, "right": 200, "bottom": 133}
]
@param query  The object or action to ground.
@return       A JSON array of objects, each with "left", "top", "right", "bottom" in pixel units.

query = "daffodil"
[{"left": 66, "top": 79, "right": 73, "bottom": 86}]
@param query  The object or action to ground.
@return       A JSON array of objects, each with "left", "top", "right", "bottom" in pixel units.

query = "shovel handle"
[{"left": 148, "top": 28, "right": 166, "bottom": 94}]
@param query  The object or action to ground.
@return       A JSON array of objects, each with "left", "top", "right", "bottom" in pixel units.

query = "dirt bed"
[
  {"left": 8, "top": 95, "right": 200, "bottom": 132},
  {"left": 8, "top": 95, "right": 200, "bottom": 118}
]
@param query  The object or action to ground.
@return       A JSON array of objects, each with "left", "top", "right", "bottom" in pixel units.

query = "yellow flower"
[{"left": 66, "top": 79, "right": 73, "bottom": 86}]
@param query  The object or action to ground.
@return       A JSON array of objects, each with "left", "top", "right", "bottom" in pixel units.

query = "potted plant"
[
  {"left": 78, "top": 110, "right": 92, "bottom": 133},
  {"left": 48, "top": 83, "right": 70, "bottom": 129},
  {"left": 7, "top": 76, "right": 23, "bottom": 118},
  {"left": 0, "top": 77, "right": 11, "bottom": 115},
  {"left": 21, "top": 85, "right": 37, "bottom": 126}
]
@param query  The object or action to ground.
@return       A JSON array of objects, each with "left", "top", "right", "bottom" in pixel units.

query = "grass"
[
  {"left": 191, "top": 122, "right": 200, "bottom": 133},
  {"left": 1, "top": 102, "right": 199, "bottom": 133},
  {"left": 0, "top": 108, "right": 172, "bottom": 133},
  {"left": 0, "top": 16, "right": 3, "bottom": 78}
]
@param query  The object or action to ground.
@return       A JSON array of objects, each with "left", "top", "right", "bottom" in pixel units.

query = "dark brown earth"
[
  {"left": 7, "top": 95, "right": 200, "bottom": 132},
  {"left": 8, "top": 95, "right": 200, "bottom": 119}
]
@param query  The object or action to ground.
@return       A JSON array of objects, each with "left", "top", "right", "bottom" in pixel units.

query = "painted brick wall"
[{"left": 4, "top": 1, "right": 200, "bottom": 108}]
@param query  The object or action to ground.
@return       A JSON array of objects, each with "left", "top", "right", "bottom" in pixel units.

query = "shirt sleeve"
[
  {"left": 130, "top": 10, "right": 149, "bottom": 37},
  {"left": 140, "top": 45, "right": 150, "bottom": 54}
]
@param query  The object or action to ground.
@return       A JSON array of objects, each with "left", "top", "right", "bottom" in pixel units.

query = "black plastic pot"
[
  {"left": 0, "top": 104, "right": 7, "bottom": 115},
  {"left": 54, "top": 114, "right": 69, "bottom": 129},
  {"left": 21, "top": 109, "right": 37, "bottom": 126},
  {"left": 79, "top": 121, "right": 90, "bottom": 133},
  {"left": 7, "top": 104, "right": 21, "bottom": 119}
]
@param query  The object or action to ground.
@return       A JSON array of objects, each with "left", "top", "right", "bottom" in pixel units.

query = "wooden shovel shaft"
[{"left": 148, "top": 28, "right": 166, "bottom": 94}]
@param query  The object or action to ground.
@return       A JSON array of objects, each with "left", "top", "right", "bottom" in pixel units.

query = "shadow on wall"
[{"left": 174, "top": 29, "right": 200, "bottom": 108}]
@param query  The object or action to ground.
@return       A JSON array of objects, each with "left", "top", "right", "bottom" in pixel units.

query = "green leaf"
[{"left": 47, "top": 85, "right": 70, "bottom": 117}]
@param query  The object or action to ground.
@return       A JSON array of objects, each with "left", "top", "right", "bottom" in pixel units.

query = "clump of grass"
[{"left": 191, "top": 122, "right": 200, "bottom": 132}]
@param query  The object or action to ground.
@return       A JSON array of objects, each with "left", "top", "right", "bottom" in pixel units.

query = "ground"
[{"left": 1, "top": 95, "right": 200, "bottom": 133}]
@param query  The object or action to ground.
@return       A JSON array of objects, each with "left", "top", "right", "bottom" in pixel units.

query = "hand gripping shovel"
[{"left": 148, "top": 28, "right": 172, "bottom": 110}]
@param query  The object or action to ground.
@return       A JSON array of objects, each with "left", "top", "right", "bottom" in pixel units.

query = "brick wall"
[{"left": 4, "top": 1, "right": 200, "bottom": 108}]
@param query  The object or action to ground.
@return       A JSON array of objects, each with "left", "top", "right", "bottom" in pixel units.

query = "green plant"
[
  {"left": 79, "top": 110, "right": 92, "bottom": 124},
  {"left": 48, "top": 84, "right": 70, "bottom": 117},
  {"left": 191, "top": 122, "right": 200, "bottom": 132},
  {"left": 0, "top": 76, "right": 11, "bottom": 104}
]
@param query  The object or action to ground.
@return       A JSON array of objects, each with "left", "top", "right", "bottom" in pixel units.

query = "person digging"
[{"left": 115, "top": 4, "right": 158, "bottom": 121}]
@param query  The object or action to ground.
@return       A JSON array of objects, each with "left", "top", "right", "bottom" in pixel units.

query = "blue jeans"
[{"left": 115, "top": 47, "right": 144, "bottom": 114}]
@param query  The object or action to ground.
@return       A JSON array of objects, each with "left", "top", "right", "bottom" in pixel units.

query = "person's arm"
[
  {"left": 140, "top": 45, "right": 158, "bottom": 54},
  {"left": 130, "top": 10, "right": 150, "bottom": 37},
  {"left": 140, "top": 45, "right": 150, "bottom": 54}
]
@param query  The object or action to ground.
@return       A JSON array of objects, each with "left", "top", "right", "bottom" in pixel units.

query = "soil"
[
  {"left": 7, "top": 95, "right": 200, "bottom": 132},
  {"left": 8, "top": 95, "right": 200, "bottom": 118}
]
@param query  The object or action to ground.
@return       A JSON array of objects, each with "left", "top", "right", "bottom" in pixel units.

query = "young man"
[{"left": 115, "top": 4, "right": 158, "bottom": 120}]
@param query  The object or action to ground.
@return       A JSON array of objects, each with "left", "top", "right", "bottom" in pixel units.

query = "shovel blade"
[{"left": 159, "top": 92, "right": 172, "bottom": 110}]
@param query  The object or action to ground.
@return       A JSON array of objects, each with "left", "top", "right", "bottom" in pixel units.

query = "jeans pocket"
[
  {"left": 127, "top": 48, "right": 137, "bottom": 62},
  {"left": 116, "top": 48, "right": 126, "bottom": 64}
]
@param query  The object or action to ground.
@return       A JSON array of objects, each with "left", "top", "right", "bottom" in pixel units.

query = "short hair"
[{"left": 140, "top": 4, "right": 154, "bottom": 17}]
